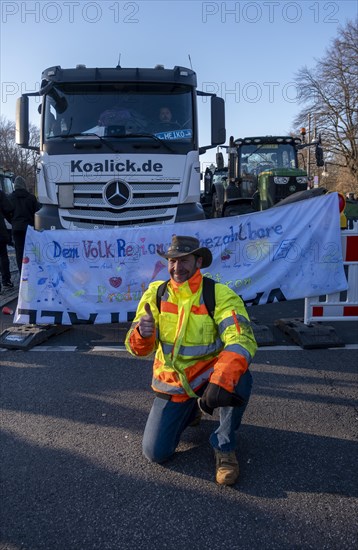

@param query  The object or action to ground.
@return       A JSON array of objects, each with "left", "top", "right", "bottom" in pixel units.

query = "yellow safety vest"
[{"left": 125, "top": 270, "right": 257, "bottom": 401}]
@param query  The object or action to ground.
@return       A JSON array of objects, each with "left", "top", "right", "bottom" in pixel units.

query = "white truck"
[{"left": 16, "top": 64, "right": 225, "bottom": 230}]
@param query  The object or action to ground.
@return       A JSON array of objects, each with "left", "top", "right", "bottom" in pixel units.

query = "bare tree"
[
  {"left": 293, "top": 19, "right": 358, "bottom": 192},
  {"left": 0, "top": 115, "right": 39, "bottom": 192}
]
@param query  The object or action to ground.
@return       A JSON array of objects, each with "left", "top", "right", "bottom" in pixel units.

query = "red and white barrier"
[{"left": 304, "top": 220, "right": 358, "bottom": 323}]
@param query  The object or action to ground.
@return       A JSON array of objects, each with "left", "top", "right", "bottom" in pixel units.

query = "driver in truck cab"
[{"left": 159, "top": 106, "right": 173, "bottom": 123}]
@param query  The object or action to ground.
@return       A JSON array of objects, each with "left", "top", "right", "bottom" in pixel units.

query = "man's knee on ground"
[{"left": 142, "top": 442, "right": 173, "bottom": 464}]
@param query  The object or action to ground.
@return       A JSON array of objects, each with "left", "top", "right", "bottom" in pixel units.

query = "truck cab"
[{"left": 16, "top": 64, "right": 225, "bottom": 230}]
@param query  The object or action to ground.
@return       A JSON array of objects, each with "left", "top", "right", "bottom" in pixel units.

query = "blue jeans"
[{"left": 142, "top": 369, "right": 253, "bottom": 463}]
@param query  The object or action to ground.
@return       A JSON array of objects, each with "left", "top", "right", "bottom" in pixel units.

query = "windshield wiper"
[
  {"left": 49, "top": 131, "right": 176, "bottom": 153},
  {"left": 110, "top": 132, "right": 175, "bottom": 153},
  {"left": 50, "top": 132, "right": 120, "bottom": 153}
]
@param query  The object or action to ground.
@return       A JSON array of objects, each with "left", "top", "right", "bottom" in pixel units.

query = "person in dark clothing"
[
  {"left": 9, "top": 176, "right": 41, "bottom": 273},
  {"left": 0, "top": 189, "right": 14, "bottom": 292}
]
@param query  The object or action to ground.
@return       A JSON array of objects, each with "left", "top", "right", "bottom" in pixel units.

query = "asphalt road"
[
  {"left": 1, "top": 295, "right": 357, "bottom": 549},
  {"left": 1, "top": 197, "right": 357, "bottom": 548}
]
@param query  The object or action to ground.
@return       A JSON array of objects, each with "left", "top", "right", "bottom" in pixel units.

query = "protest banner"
[{"left": 14, "top": 193, "right": 347, "bottom": 325}]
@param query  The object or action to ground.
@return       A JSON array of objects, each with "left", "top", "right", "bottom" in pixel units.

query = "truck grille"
[
  {"left": 58, "top": 181, "right": 180, "bottom": 229},
  {"left": 274, "top": 179, "right": 307, "bottom": 202}
]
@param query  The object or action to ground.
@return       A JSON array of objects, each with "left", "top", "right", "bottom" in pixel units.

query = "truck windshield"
[
  {"left": 239, "top": 143, "right": 298, "bottom": 176},
  {"left": 44, "top": 83, "right": 194, "bottom": 145}
]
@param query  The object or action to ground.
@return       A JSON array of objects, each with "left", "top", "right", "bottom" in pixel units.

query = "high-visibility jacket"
[{"left": 125, "top": 269, "right": 257, "bottom": 402}]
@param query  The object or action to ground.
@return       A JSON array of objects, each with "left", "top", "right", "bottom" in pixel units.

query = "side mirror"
[
  {"left": 211, "top": 96, "right": 226, "bottom": 146},
  {"left": 16, "top": 96, "right": 29, "bottom": 147}
]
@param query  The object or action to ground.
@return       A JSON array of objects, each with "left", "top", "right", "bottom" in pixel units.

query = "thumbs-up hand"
[{"left": 138, "top": 303, "right": 155, "bottom": 338}]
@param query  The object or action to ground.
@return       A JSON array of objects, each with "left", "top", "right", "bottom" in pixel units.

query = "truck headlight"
[{"left": 274, "top": 177, "right": 289, "bottom": 184}]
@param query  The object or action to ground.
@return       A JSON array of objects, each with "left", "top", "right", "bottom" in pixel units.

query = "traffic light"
[{"left": 315, "top": 144, "right": 324, "bottom": 167}]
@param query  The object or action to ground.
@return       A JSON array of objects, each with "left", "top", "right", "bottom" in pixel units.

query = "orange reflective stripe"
[
  {"left": 170, "top": 394, "right": 194, "bottom": 402},
  {"left": 152, "top": 357, "right": 217, "bottom": 402},
  {"left": 161, "top": 301, "right": 178, "bottom": 314},
  {"left": 153, "top": 357, "right": 215, "bottom": 389},
  {"left": 155, "top": 369, "right": 181, "bottom": 387},
  {"left": 191, "top": 304, "right": 207, "bottom": 315},
  {"left": 232, "top": 310, "right": 241, "bottom": 334},
  {"left": 184, "top": 356, "right": 217, "bottom": 381},
  {"left": 161, "top": 302, "right": 206, "bottom": 315}
]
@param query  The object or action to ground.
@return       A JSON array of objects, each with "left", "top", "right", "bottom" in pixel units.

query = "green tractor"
[{"left": 202, "top": 133, "right": 324, "bottom": 218}]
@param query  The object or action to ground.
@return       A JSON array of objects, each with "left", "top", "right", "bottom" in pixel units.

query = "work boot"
[{"left": 214, "top": 450, "right": 239, "bottom": 486}]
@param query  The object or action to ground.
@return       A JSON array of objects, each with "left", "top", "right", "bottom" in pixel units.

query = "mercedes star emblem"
[{"left": 103, "top": 179, "right": 131, "bottom": 209}]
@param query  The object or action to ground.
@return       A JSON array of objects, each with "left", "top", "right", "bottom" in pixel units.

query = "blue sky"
[{"left": 1, "top": 0, "right": 357, "bottom": 168}]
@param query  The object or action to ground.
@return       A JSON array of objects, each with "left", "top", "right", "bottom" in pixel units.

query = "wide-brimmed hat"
[{"left": 157, "top": 235, "right": 212, "bottom": 268}]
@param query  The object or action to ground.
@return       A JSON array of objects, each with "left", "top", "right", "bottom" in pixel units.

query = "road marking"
[
  {"left": 90, "top": 344, "right": 358, "bottom": 352},
  {"left": 28, "top": 346, "right": 78, "bottom": 352},
  {"left": 90, "top": 345, "right": 127, "bottom": 352},
  {"left": 25, "top": 344, "right": 358, "bottom": 352},
  {"left": 257, "top": 344, "right": 358, "bottom": 351},
  {"left": 1, "top": 344, "right": 357, "bottom": 352}
]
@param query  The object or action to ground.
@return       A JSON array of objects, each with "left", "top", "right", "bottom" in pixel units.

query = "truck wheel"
[{"left": 212, "top": 192, "right": 221, "bottom": 217}]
